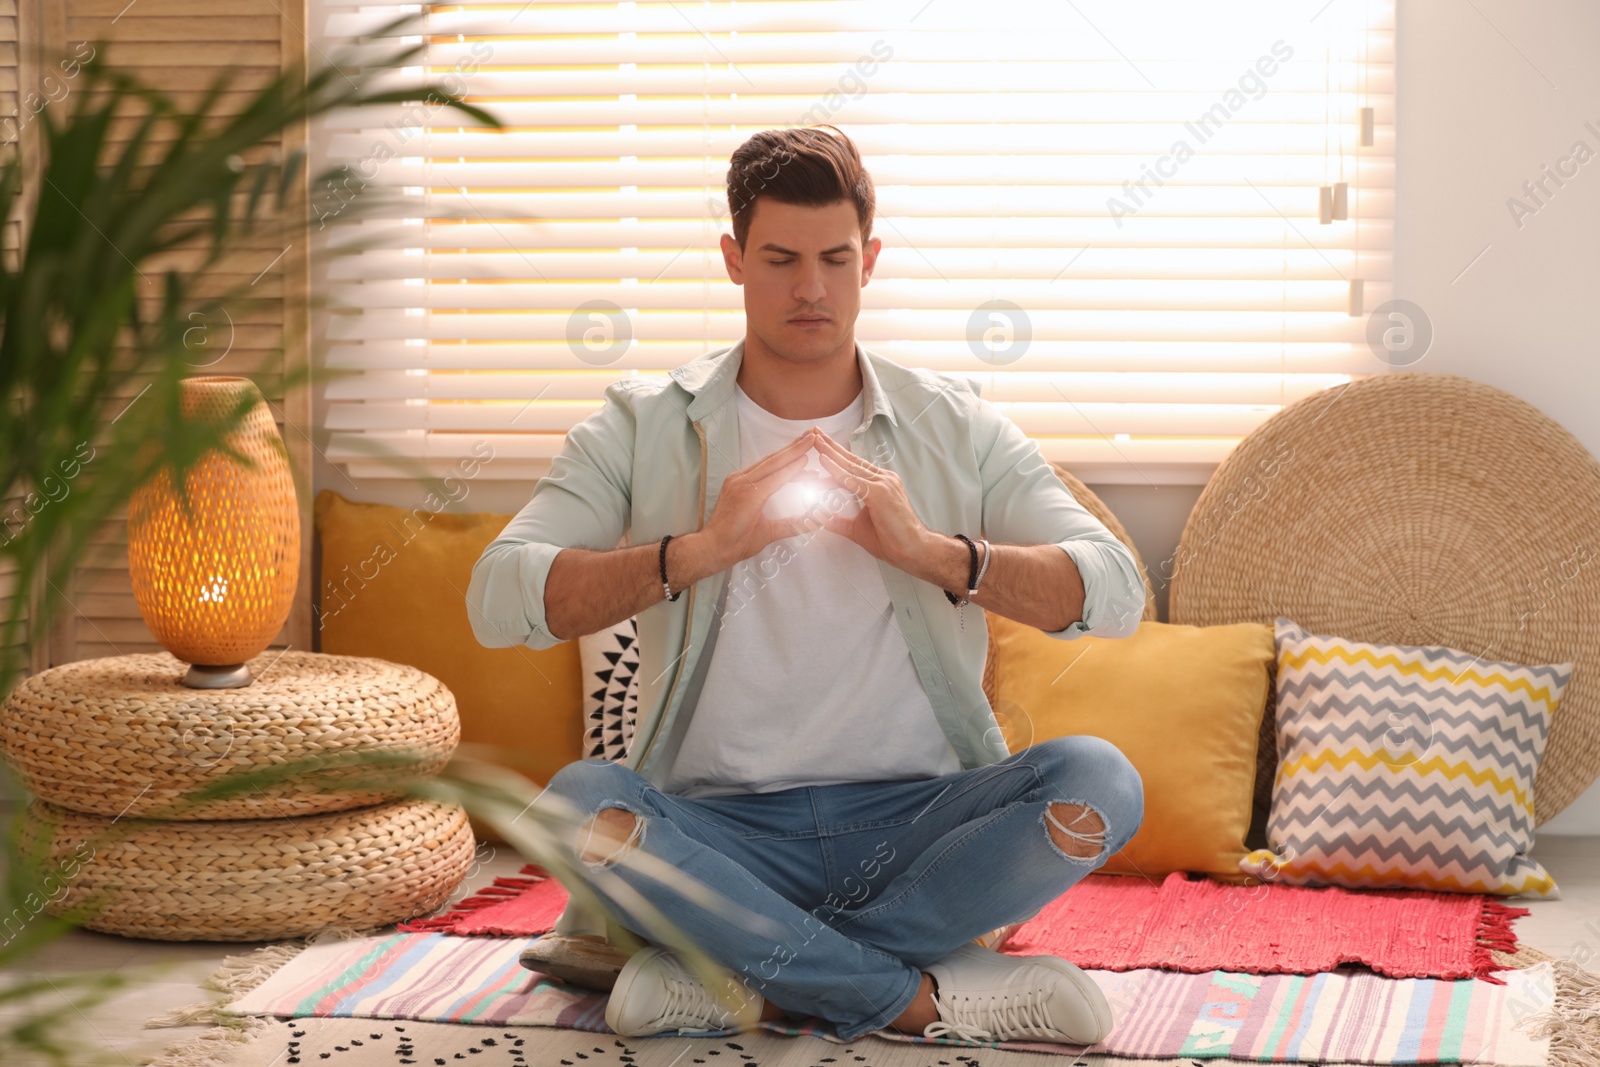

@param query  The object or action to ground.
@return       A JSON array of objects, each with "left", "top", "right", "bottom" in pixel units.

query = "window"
[{"left": 313, "top": 0, "right": 1392, "bottom": 484}]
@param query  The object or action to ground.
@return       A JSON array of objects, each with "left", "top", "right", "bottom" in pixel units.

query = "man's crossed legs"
[{"left": 536, "top": 735, "right": 1145, "bottom": 1043}]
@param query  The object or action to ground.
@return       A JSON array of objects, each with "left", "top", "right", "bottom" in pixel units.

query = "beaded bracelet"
[{"left": 659, "top": 533, "right": 682, "bottom": 602}]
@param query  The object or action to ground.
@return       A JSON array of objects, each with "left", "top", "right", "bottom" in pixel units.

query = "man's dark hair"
[{"left": 726, "top": 125, "right": 875, "bottom": 250}]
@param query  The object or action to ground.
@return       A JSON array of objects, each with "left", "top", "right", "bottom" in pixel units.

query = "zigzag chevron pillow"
[
  {"left": 1240, "top": 617, "right": 1571, "bottom": 898},
  {"left": 578, "top": 616, "right": 640, "bottom": 762}
]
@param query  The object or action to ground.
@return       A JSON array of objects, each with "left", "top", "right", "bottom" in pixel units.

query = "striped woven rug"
[{"left": 225, "top": 932, "right": 1557, "bottom": 1063}]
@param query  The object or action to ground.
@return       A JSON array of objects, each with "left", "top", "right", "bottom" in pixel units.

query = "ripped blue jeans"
[{"left": 536, "top": 734, "right": 1144, "bottom": 1042}]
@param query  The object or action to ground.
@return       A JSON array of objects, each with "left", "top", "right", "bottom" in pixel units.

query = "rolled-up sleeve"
[
  {"left": 972, "top": 393, "right": 1146, "bottom": 640},
  {"left": 465, "top": 380, "right": 638, "bottom": 650}
]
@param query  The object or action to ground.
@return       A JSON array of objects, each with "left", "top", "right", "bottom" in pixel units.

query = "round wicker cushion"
[
  {"left": 19, "top": 797, "right": 475, "bottom": 941},
  {"left": 0, "top": 651, "right": 459, "bottom": 820},
  {"left": 982, "top": 465, "right": 1158, "bottom": 706},
  {"left": 1169, "top": 372, "right": 1600, "bottom": 826},
  {"left": 1052, "top": 464, "right": 1160, "bottom": 625}
]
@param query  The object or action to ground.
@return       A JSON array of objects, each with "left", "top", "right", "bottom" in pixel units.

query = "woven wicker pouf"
[
  {"left": 0, "top": 651, "right": 459, "bottom": 819},
  {"left": 18, "top": 797, "right": 476, "bottom": 941}
]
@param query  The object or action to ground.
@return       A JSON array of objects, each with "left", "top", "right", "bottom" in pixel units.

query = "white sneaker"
[
  {"left": 604, "top": 946, "right": 765, "bottom": 1037},
  {"left": 922, "top": 942, "right": 1112, "bottom": 1045}
]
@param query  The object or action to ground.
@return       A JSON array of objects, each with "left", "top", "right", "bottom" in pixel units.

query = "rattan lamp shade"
[
  {"left": 127, "top": 376, "right": 299, "bottom": 687},
  {"left": 1169, "top": 372, "right": 1600, "bottom": 827}
]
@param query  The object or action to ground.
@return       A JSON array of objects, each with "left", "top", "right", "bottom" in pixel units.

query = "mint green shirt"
[{"left": 466, "top": 338, "right": 1147, "bottom": 787}]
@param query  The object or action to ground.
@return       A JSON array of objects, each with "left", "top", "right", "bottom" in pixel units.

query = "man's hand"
[
  {"left": 810, "top": 429, "right": 932, "bottom": 570},
  {"left": 810, "top": 427, "right": 1092, "bottom": 631},
  {"left": 701, "top": 427, "right": 827, "bottom": 568},
  {"left": 540, "top": 430, "right": 820, "bottom": 640}
]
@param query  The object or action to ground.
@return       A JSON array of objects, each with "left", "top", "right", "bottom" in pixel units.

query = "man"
[{"left": 466, "top": 125, "right": 1147, "bottom": 1047}]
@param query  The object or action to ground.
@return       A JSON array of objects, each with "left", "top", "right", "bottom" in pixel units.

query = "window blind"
[
  {"left": 7, "top": 0, "right": 314, "bottom": 668},
  {"left": 313, "top": 0, "right": 1393, "bottom": 484},
  {"left": 1, "top": 0, "right": 26, "bottom": 675}
]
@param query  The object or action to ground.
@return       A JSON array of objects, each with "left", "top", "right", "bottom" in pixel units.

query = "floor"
[{"left": 0, "top": 836, "right": 1596, "bottom": 1067}]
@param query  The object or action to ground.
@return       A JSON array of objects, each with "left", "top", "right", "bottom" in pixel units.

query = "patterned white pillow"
[
  {"left": 578, "top": 616, "right": 640, "bottom": 761},
  {"left": 1240, "top": 617, "right": 1572, "bottom": 898}
]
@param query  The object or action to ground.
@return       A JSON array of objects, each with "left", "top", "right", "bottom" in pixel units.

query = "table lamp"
[{"left": 126, "top": 376, "right": 300, "bottom": 688}]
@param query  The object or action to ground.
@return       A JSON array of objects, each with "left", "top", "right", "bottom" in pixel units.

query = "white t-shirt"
[{"left": 661, "top": 382, "right": 963, "bottom": 798}]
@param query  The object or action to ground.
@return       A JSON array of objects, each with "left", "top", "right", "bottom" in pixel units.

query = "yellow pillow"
[
  {"left": 313, "top": 489, "right": 585, "bottom": 809},
  {"left": 989, "top": 616, "right": 1273, "bottom": 882}
]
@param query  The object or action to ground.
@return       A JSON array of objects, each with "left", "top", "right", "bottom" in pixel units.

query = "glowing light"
[{"left": 127, "top": 376, "right": 300, "bottom": 688}]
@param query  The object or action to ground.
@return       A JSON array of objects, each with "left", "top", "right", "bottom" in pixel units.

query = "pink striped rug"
[
  {"left": 225, "top": 931, "right": 1558, "bottom": 1063},
  {"left": 401, "top": 866, "right": 1528, "bottom": 983}
]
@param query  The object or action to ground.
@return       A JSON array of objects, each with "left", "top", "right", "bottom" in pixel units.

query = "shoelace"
[
  {"left": 923, "top": 982, "right": 1061, "bottom": 1044},
  {"left": 657, "top": 966, "right": 747, "bottom": 1033}
]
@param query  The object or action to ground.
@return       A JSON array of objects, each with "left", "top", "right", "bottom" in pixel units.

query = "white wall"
[
  {"left": 1392, "top": 0, "right": 1600, "bottom": 833},
  {"left": 309, "top": 0, "right": 1600, "bottom": 833}
]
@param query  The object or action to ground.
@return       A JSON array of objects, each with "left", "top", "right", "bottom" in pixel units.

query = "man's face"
[{"left": 720, "top": 197, "right": 881, "bottom": 365}]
